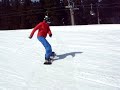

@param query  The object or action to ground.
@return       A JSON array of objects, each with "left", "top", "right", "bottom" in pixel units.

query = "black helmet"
[
  {"left": 44, "top": 15, "right": 51, "bottom": 24},
  {"left": 44, "top": 15, "right": 49, "bottom": 21}
]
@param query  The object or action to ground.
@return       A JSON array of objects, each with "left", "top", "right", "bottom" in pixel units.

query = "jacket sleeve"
[{"left": 30, "top": 23, "right": 41, "bottom": 38}]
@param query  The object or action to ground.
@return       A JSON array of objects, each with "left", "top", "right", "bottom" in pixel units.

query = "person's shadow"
[{"left": 54, "top": 52, "right": 83, "bottom": 60}]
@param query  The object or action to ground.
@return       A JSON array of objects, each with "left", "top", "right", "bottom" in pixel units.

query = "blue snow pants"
[{"left": 37, "top": 36, "right": 52, "bottom": 60}]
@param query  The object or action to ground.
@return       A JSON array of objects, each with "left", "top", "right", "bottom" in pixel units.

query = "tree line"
[{"left": 0, "top": 0, "right": 120, "bottom": 30}]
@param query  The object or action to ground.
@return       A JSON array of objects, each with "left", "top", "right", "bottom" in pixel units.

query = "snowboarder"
[{"left": 29, "top": 16, "right": 55, "bottom": 65}]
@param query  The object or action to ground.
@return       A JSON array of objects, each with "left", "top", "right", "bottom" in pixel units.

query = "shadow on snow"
[{"left": 54, "top": 52, "right": 83, "bottom": 60}]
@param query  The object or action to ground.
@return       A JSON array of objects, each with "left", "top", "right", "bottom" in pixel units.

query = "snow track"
[{"left": 0, "top": 24, "right": 120, "bottom": 90}]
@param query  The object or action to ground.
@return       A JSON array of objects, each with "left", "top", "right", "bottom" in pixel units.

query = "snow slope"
[{"left": 0, "top": 24, "right": 120, "bottom": 90}]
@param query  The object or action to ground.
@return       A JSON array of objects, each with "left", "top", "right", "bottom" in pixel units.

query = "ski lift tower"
[{"left": 65, "top": 0, "right": 79, "bottom": 25}]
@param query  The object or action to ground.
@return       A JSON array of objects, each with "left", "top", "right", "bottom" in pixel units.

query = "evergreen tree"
[{"left": 43, "top": 0, "right": 68, "bottom": 25}]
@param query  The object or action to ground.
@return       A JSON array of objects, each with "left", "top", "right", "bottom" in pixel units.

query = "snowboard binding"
[{"left": 44, "top": 52, "right": 56, "bottom": 65}]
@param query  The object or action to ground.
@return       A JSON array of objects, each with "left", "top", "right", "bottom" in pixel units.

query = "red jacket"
[{"left": 30, "top": 20, "right": 52, "bottom": 38}]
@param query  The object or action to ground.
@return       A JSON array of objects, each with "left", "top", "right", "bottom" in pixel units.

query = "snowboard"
[{"left": 44, "top": 60, "right": 52, "bottom": 65}]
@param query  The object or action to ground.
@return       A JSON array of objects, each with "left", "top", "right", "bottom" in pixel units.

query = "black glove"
[
  {"left": 49, "top": 34, "right": 52, "bottom": 37},
  {"left": 29, "top": 36, "right": 32, "bottom": 39}
]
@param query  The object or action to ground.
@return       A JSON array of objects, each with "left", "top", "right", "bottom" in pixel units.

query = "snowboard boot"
[
  {"left": 50, "top": 52, "right": 56, "bottom": 59},
  {"left": 44, "top": 57, "right": 52, "bottom": 65}
]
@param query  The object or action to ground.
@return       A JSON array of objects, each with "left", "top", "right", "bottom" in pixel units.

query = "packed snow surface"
[{"left": 0, "top": 24, "right": 120, "bottom": 90}]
